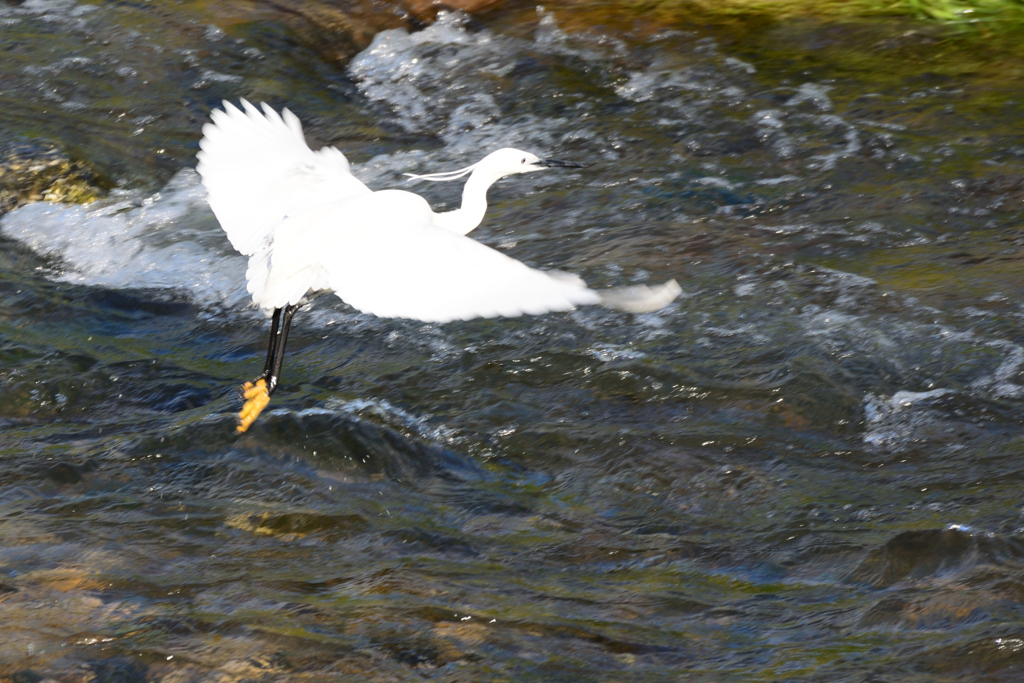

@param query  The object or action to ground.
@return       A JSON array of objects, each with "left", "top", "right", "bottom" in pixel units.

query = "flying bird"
[{"left": 197, "top": 100, "right": 680, "bottom": 432}]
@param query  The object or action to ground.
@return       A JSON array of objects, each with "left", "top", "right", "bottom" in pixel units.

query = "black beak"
[{"left": 535, "top": 158, "right": 585, "bottom": 169}]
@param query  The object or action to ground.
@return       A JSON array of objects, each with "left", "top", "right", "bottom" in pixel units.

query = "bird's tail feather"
[{"left": 598, "top": 280, "right": 682, "bottom": 313}]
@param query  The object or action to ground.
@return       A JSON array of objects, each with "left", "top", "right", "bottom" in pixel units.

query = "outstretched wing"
[
  {"left": 255, "top": 191, "right": 596, "bottom": 322},
  {"left": 196, "top": 99, "right": 371, "bottom": 256},
  {"left": 256, "top": 189, "right": 680, "bottom": 322},
  {"left": 328, "top": 222, "right": 603, "bottom": 322}
]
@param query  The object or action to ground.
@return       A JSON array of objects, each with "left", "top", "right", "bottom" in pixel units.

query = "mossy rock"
[
  {"left": 0, "top": 142, "right": 111, "bottom": 216},
  {"left": 258, "top": 0, "right": 513, "bottom": 66}
]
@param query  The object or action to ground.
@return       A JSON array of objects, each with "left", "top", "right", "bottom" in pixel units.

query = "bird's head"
[
  {"left": 404, "top": 148, "right": 584, "bottom": 184},
  {"left": 479, "top": 148, "right": 585, "bottom": 178}
]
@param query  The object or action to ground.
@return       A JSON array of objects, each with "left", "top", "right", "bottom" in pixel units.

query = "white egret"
[{"left": 197, "top": 100, "right": 680, "bottom": 432}]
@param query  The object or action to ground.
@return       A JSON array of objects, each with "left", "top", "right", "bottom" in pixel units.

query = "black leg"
[
  {"left": 240, "top": 307, "right": 281, "bottom": 400},
  {"left": 266, "top": 303, "right": 300, "bottom": 395},
  {"left": 261, "top": 307, "right": 282, "bottom": 379}
]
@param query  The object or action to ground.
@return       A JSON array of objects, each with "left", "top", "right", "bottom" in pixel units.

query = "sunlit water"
[{"left": 1, "top": 3, "right": 1024, "bottom": 681}]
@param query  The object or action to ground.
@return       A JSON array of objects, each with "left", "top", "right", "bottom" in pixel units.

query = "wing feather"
[
  {"left": 197, "top": 99, "right": 371, "bottom": 256},
  {"left": 329, "top": 225, "right": 602, "bottom": 322},
  {"left": 267, "top": 192, "right": 603, "bottom": 323}
]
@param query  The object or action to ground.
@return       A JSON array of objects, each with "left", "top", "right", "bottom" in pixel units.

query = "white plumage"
[
  {"left": 197, "top": 101, "right": 370, "bottom": 258},
  {"left": 197, "top": 100, "right": 681, "bottom": 432},
  {"left": 197, "top": 100, "right": 680, "bottom": 323}
]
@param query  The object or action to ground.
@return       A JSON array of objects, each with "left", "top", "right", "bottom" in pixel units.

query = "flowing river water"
[{"left": 1, "top": 1, "right": 1023, "bottom": 681}]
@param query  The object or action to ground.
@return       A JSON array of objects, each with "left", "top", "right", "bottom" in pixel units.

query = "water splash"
[{"left": 0, "top": 170, "right": 249, "bottom": 310}]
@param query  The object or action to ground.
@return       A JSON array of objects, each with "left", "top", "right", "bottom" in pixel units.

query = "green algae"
[
  {"left": 0, "top": 142, "right": 110, "bottom": 214},
  {"left": 552, "top": 0, "right": 1024, "bottom": 24}
]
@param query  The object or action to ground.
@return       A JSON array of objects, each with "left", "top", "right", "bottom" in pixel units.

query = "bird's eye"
[{"left": 521, "top": 158, "right": 526, "bottom": 164}]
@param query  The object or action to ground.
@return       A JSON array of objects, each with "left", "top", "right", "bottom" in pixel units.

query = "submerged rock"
[
  {"left": 403, "top": 0, "right": 506, "bottom": 20},
  {"left": 0, "top": 142, "right": 109, "bottom": 216},
  {"left": 261, "top": 0, "right": 412, "bottom": 65},
  {"left": 256, "top": 0, "right": 508, "bottom": 65}
]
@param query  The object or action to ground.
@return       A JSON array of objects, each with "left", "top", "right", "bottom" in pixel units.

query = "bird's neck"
[{"left": 432, "top": 171, "right": 493, "bottom": 236}]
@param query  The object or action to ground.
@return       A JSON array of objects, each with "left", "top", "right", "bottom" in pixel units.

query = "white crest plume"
[{"left": 403, "top": 162, "right": 479, "bottom": 182}]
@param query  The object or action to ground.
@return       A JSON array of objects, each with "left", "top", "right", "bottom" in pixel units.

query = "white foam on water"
[
  {"left": 589, "top": 343, "right": 646, "bottom": 362},
  {"left": 324, "top": 396, "right": 462, "bottom": 446},
  {"left": 970, "top": 340, "right": 1024, "bottom": 399},
  {"left": 752, "top": 109, "right": 795, "bottom": 159},
  {"left": 786, "top": 83, "right": 834, "bottom": 112},
  {"left": 616, "top": 69, "right": 710, "bottom": 103},
  {"left": 0, "top": 169, "right": 251, "bottom": 311},
  {"left": 346, "top": 10, "right": 602, "bottom": 186},
  {"left": 774, "top": 265, "right": 1024, "bottom": 452},
  {"left": 342, "top": 9, "right": 877, "bottom": 239},
  {"left": 754, "top": 175, "right": 801, "bottom": 186},
  {"left": 808, "top": 128, "right": 861, "bottom": 172},
  {"left": 347, "top": 11, "right": 507, "bottom": 137},
  {"left": 1, "top": 0, "right": 95, "bottom": 19},
  {"left": 862, "top": 388, "right": 957, "bottom": 452}
]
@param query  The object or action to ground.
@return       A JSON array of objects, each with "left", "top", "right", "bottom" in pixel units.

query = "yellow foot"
[{"left": 236, "top": 379, "right": 270, "bottom": 433}]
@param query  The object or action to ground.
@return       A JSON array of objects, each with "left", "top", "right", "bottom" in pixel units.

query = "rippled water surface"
[{"left": 2, "top": 2, "right": 1024, "bottom": 681}]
